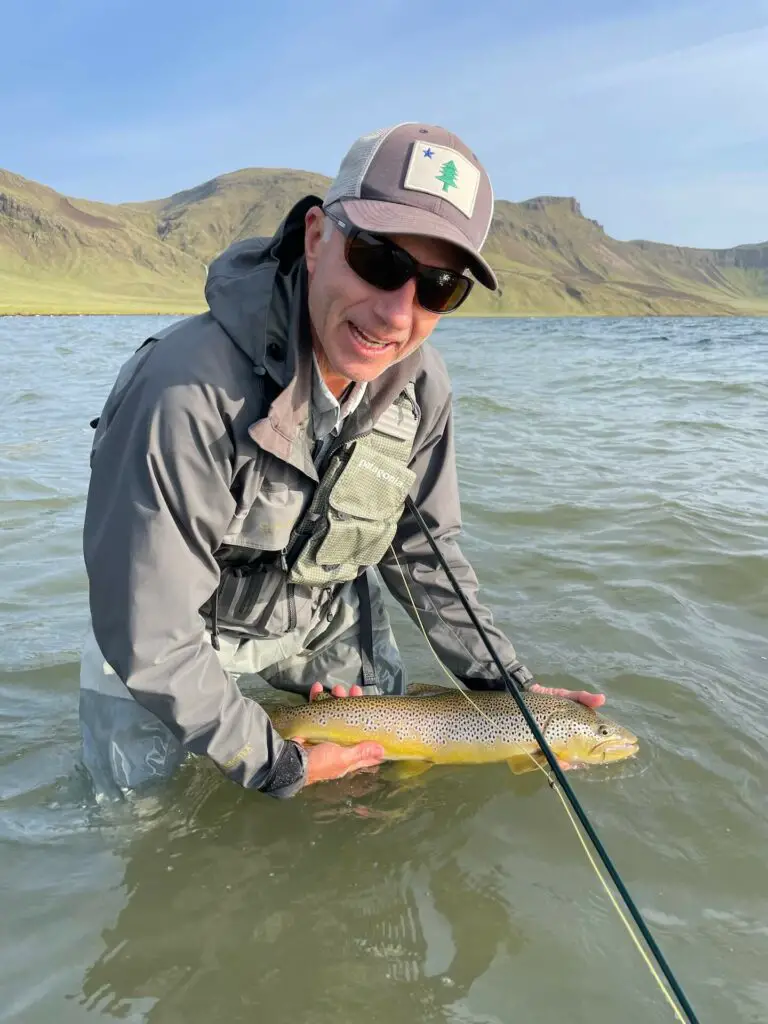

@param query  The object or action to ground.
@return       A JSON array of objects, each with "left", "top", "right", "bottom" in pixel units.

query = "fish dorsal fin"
[
  {"left": 306, "top": 690, "right": 334, "bottom": 703},
  {"left": 405, "top": 683, "right": 451, "bottom": 697}
]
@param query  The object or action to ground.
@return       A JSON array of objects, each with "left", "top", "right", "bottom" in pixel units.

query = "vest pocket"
[{"left": 314, "top": 447, "right": 416, "bottom": 568}]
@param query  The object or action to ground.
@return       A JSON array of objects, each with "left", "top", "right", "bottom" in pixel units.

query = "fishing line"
[
  {"left": 384, "top": 494, "right": 699, "bottom": 1024},
  {"left": 388, "top": 542, "right": 686, "bottom": 1023}
]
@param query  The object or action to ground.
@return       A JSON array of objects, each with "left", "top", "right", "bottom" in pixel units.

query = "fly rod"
[{"left": 403, "top": 494, "right": 700, "bottom": 1024}]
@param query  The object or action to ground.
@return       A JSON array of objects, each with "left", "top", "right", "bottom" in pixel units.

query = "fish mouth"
[{"left": 588, "top": 738, "right": 639, "bottom": 762}]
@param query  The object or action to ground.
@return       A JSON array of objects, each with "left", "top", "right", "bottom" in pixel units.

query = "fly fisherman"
[{"left": 80, "top": 122, "right": 605, "bottom": 801}]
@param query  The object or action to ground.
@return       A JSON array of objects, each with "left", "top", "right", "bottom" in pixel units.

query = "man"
[{"left": 80, "top": 121, "right": 604, "bottom": 801}]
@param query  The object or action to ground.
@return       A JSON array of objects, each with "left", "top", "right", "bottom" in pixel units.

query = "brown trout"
[{"left": 269, "top": 685, "right": 639, "bottom": 776}]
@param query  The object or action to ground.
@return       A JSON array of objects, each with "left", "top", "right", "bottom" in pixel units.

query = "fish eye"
[{"left": 598, "top": 725, "right": 611, "bottom": 736}]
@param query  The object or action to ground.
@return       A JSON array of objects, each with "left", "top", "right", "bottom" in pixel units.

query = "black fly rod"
[{"left": 404, "top": 494, "right": 700, "bottom": 1024}]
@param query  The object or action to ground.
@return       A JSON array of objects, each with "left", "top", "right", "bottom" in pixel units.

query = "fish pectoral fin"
[
  {"left": 405, "top": 683, "right": 453, "bottom": 697},
  {"left": 506, "top": 751, "right": 548, "bottom": 775},
  {"left": 388, "top": 760, "right": 434, "bottom": 780}
]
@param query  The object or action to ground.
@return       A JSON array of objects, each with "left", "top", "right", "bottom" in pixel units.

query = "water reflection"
[{"left": 78, "top": 763, "right": 525, "bottom": 1023}]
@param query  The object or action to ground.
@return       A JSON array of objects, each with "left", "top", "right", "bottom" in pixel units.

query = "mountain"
[
  {"left": 2, "top": 167, "right": 767, "bottom": 316},
  {"left": 477, "top": 196, "right": 768, "bottom": 316}
]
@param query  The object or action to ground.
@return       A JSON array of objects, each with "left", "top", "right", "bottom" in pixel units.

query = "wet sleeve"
[
  {"left": 83, "top": 370, "right": 308, "bottom": 796},
  {"left": 378, "top": 394, "right": 535, "bottom": 692}
]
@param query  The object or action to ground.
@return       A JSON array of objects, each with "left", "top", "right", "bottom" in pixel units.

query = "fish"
[{"left": 269, "top": 684, "right": 639, "bottom": 777}]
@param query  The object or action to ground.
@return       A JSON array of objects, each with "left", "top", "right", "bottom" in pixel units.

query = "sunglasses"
[{"left": 323, "top": 208, "right": 474, "bottom": 314}]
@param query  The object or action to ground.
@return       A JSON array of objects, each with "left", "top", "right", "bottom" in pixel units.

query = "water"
[{"left": 1, "top": 314, "right": 766, "bottom": 1023}]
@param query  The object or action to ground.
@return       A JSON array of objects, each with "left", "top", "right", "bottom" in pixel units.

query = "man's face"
[{"left": 304, "top": 207, "right": 466, "bottom": 386}]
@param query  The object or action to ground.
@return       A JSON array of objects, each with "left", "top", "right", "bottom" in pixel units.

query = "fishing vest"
[{"left": 285, "top": 382, "right": 420, "bottom": 587}]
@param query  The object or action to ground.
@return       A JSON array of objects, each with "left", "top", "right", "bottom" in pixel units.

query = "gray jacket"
[{"left": 83, "top": 195, "right": 532, "bottom": 797}]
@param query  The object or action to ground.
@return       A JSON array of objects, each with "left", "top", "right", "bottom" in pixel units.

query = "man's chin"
[{"left": 331, "top": 350, "right": 399, "bottom": 384}]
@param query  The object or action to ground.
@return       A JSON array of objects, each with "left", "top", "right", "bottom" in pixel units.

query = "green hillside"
[{"left": 2, "top": 167, "right": 767, "bottom": 316}]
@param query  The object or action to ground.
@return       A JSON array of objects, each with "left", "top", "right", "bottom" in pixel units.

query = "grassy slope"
[
  {"left": 2, "top": 167, "right": 767, "bottom": 316},
  {"left": 0, "top": 169, "right": 206, "bottom": 314},
  {"left": 471, "top": 197, "right": 768, "bottom": 316}
]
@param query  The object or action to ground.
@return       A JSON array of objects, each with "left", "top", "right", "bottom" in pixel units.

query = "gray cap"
[{"left": 323, "top": 122, "right": 498, "bottom": 291}]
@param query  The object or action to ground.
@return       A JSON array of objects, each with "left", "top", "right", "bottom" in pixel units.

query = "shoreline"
[{"left": 2, "top": 309, "right": 765, "bottom": 319}]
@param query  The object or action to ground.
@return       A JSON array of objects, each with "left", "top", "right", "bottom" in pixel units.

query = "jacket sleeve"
[
  {"left": 83, "top": 355, "right": 307, "bottom": 797},
  {"left": 378, "top": 388, "right": 535, "bottom": 692}
]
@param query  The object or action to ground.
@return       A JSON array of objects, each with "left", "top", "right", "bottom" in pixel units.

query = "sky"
[{"left": 2, "top": 0, "right": 767, "bottom": 248}]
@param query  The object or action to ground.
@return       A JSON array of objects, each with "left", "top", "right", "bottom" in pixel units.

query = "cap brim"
[{"left": 335, "top": 198, "right": 498, "bottom": 292}]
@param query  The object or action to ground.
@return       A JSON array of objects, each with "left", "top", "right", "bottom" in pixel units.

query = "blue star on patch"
[{"left": 422, "top": 147, "right": 434, "bottom": 158}]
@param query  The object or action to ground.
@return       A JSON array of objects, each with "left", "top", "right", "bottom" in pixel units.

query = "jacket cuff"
[
  {"left": 506, "top": 662, "right": 535, "bottom": 691},
  {"left": 256, "top": 739, "right": 308, "bottom": 799},
  {"left": 461, "top": 662, "right": 535, "bottom": 692}
]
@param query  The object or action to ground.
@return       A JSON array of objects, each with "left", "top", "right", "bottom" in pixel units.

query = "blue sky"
[{"left": 2, "top": 0, "right": 767, "bottom": 248}]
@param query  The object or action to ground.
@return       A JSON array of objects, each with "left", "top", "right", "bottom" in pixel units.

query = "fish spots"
[{"left": 268, "top": 691, "right": 637, "bottom": 767}]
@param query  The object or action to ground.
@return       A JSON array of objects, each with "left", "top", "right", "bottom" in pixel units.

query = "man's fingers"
[
  {"left": 530, "top": 683, "right": 571, "bottom": 699},
  {"left": 529, "top": 683, "right": 606, "bottom": 708},
  {"left": 309, "top": 682, "right": 365, "bottom": 701},
  {"left": 575, "top": 690, "right": 606, "bottom": 708},
  {"left": 303, "top": 739, "right": 386, "bottom": 786},
  {"left": 343, "top": 742, "right": 385, "bottom": 768}
]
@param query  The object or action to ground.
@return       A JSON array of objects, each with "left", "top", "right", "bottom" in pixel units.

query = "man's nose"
[{"left": 372, "top": 278, "right": 417, "bottom": 331}]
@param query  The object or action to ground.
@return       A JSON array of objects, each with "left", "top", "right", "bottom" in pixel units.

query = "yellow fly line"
[{"left": 388, "top": 544, "right": 687, "bottom": 1024}]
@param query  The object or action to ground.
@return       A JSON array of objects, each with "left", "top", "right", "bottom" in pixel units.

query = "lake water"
[{"left": 1, "top": 314, "right": 766, "bottom": 1023}]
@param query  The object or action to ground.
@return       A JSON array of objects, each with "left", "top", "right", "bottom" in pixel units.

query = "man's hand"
[
  {"left": 528, "top": 682, "right": 606, "bottom": 709},
  {"left": 298, "top": 739, "right": 386, "bottom": 785},
  {"left": 308, "top": 682, "right": 363, "bottom": 700},
  {"left": 296, "top": 681, "right": 385, "bottom": 786}
]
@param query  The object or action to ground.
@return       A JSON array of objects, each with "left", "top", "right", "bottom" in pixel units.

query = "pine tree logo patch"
[{"left": 402, "top": 143, "right": 480, "bottom": 218}]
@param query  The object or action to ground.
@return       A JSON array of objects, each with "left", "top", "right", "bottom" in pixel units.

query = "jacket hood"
[
  {"left": 203, "top": 192, "right": 424, "bottom": 420},
  {"left": 204, "top": 195, "right": 322, "bottom": 385}
]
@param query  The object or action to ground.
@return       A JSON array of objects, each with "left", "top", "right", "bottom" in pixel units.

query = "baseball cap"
[{"left": 323, "top": 122, "right": 498, "bottom": 291}]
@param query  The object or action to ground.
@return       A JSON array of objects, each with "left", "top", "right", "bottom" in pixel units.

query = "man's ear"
[{"left": 304, "top": 206, "right": 325, "bottom": 275}]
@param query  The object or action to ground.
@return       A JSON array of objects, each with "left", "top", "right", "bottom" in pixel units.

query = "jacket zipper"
[
  {"left": 287, "top": 584, "right": 297, "bottom": 631},
  {"left": 232, "top": 567, "right": 259, "bottom": 622}
]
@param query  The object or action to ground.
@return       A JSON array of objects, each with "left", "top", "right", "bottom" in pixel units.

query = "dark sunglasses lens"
[
  {"left": 346, "top": 232, "right": 472, "bottom": 313},
  {"left": 418, "top": 270, "right": 471, "bottom": 313},
  {"left": 346, "top": 236, "right": 412, "bottom": 292}
]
